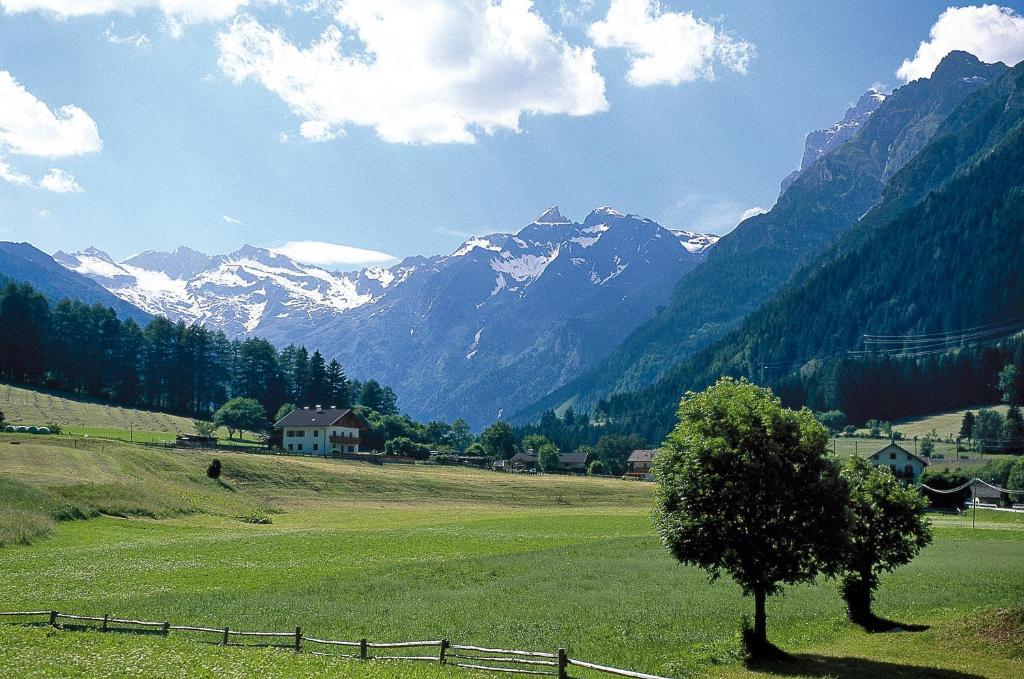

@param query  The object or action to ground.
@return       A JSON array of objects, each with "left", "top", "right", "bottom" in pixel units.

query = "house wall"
[
  {"left": 282, "top": 425, "right": 360, "bottom": 455},
  {"left": 869, "top": 447, "right": 925, "bottom": 483}
]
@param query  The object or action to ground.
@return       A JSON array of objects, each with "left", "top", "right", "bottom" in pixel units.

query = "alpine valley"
[{"left": 53, "top": 208, "right": 717, "bottom": 427}]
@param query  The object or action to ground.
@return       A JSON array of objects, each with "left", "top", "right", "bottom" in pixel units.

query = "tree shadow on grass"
[
  {"left": 746, "top": 654, "right": 984, "bottom": 679},
  {"left": 860, "top": 616, "right": 930, "bottom": 634}
]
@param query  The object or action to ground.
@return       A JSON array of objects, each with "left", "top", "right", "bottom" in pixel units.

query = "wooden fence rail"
[{"left": 0, "top": 609, "right": 669, "bottom": 679}]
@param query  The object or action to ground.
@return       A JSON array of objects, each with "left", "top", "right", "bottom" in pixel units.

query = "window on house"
[
  {"left": 890, "top": 452, "right": 897, "bottom": 460},
  {"left": 313, "top": 443, "right": 319, "bottom": 452},
  {"left": 287, "top": 443, "right": 293, "bottom": 451},
  {"left": 348, "top": 445, "right": 355, "bottom": 453},
  {"left": 313, "top": 430, "right": 318, "bottom": 437},
  {"left": 904, "top": 464, "right": 914, "bottom": 478},
  {"left": 298, "top": 430, "right": 305, "bottom": 437},
  {"left": 297, "top": 444, "right": 303, "bottom": 451}
]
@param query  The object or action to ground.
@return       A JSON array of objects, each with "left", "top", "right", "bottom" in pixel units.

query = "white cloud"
[
  {"left": 0, "top": 157, "right": 32, "bottom": 187},
  {"left": 38, "top": 209, "right": 50, "bottom": 218},
  {"left": 558, "top": 0, "right": 595, "bottom": 26},
  {"left": 665, "top": 193, "right": 762, "bottom": 235},
  {"left": 223, "top": 214, "right": 243, "bottom": 224},
  {"left": 39, "top": 168, "right": 83, "bottom": 193},
  {"left": 897, "top": 5, "right": 1024, "bottom": 81},
  {"left": 104, "top": 23, "right": 150, "bottom": 47},
  {"left": 740, "top": 206, "right": 768, "bottom": 221},
  {"left": 0, "top": 70, "right": 102, "bottom": 157},
  {"left": 218, "top": 0, "right": 608, "bottom": 144},
  {"left": 0, "top": 0, "right": 251, "bottom": 24},
  {"left": 588, "top": 0, "right": 755, "bottom": 86},
  {"left": 273, "top": 240, "right": 396, "bottom": 266}
]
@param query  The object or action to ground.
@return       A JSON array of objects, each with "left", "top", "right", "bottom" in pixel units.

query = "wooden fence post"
[
  {"left": 439, "top": 639, "right": 449, "bottom": 664},
  {"left": 359, "top": 638, "right": 368, "bottom": 660},
  {"left": 294, "top": 626, "right": 302, "bottom": 652},
  {"left": 557, "top": 648, "right": 568, "bottom": 679},
  {"left": 162, "top": 621, "right": 170, "bottom": 636},
  {"left": 49, "top": 611, "right": 58, "bottom": 627},
  {"left": 102, "top": 614, "right": 109, "bottom": 632},
  {"left": 222, "top": 627, "right": 229, "bottom": 645}
]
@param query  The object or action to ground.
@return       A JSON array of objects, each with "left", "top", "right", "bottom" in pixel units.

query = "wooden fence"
[{"left": 0, "top": 610, "right": 668, "bottom": 679}]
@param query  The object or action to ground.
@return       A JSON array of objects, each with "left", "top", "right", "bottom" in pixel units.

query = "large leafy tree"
[
  {"left": 536, "top": 443, "right": 560, "bottom": 472},
  {"left": 653, "top": 378, "right": 848, "bottom": 654},
  {"left": 839, "top": 457, "right": 932, "bottom": 627},
  {"left": 213, "top": 397, "right": 268, "bottom": 440},
  {"left": 480, "top": 421, "right": 518, "bottom": 459}
]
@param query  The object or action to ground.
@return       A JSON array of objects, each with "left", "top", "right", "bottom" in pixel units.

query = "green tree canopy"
[
  {"left": 959, "top": 411, "right": 976, "bottom": 442},
  {"left": 274, "top": 403, "right": 297, "bottom": 424},
  {"left": 213, "top": 397, "right": 268, "bottom": 440},
  {"left": 839, "top": 456, "right": 932, "bottom": 627},
  {"left": 653, "top": 378, "right": 848, "bottom": 654},
  {"left": 536, "top": 443, "right": 560, "bottom": 472},
  {"left": 480, "top": 421, "right": 518, "bottom": 459}
]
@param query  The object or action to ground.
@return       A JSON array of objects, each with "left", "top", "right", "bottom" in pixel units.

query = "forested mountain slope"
[
  {"left": 516, "top": 51, "right": 1007, "bottom": 423},
  {"left": 0, "top": 242, "right": 150, "bottom": 324},
  {"left": 594, "top": 59, "right": 1024, "bottom": 441}
]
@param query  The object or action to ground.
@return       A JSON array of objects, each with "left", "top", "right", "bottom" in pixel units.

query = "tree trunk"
[
  {"left": 753, "top": 588, "right": 767, "bottom": 647},
  {"left": 842, "top": 574, "right": 874, "bottom": 626}
]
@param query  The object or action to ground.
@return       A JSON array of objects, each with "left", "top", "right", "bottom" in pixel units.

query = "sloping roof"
[
  {"left": 868, "top": 442, "right": 930, "bottom": 467},
  {"left": 509, "top": 452, "right": 538, "bottom": 465},
  {"left": 557, "top": 451, "right": 589, "bottom": 467},
  {"left": 274, "top": 406, "right": 363, "bottom": 429},
  {"left": 628, "top": 449, "right": 658, "bottom": 463}
]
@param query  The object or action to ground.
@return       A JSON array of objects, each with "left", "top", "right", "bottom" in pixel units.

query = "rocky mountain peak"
[{"left": 534, "top": 206, "right": 570, "bottom": 224}]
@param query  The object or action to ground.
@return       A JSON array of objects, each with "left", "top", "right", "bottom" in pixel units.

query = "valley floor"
[{"left": 0, "top": 435, "right": 1021, "bottom": 678}]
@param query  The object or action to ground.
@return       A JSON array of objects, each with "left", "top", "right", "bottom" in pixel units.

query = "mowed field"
[
  {"left": 0, "top": 383, "right": 262, "bottom": 443},
  {"left": 0, "top": 434, "right": 1022, "bottom": 678}
]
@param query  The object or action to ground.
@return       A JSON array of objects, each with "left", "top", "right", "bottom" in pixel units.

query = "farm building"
[
  {"left": 625, "top": 449, "right": 658, "bottom": 481},
  {"left": 273, "top": 406, "right": 366, "bottom": 455},
  {"left": 866, "top": 443, "right": 929, "bottom": 484}
]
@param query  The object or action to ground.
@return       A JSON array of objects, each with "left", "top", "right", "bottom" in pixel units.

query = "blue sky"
[{"left": 2, "top": 1, "right": 1024, "bottom": 269}]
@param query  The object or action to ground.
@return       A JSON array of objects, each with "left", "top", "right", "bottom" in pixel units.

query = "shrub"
[
  {"left": 384, "top": 436, "right": 431, "bottom": 460},
  {"left": 45, "top": 422, "right": 62, "bottom": 434},
  {"left": 239, "top": 511, "right": 272, "bottom": 524},
  {"left": 206, "top": 459, "right": 222, "bottom": 480}
]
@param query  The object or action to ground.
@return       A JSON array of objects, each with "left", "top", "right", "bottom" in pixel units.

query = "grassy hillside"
[
  {"left": 895, "top": 404, "right": 1010, "bottom": 440},
  {"left": 1, "top": 435, "right": 1022, "bottom": 677},
  {"left": 0, "top": 383, "right": 261, "bottom": 443}
]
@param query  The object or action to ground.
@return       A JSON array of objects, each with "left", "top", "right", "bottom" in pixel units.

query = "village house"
[
  {"left": 866, "top": 442, "right": 929, "bottom": 484},
  {"left": 625, "top": 449, "right": 658, "bottom": 481},
  {"left": 273, "top": 406, "right": 366, "bottom": 456},
  {"left": 555, "top": 451, "right": 590, "bottom": 474},
  {"left": 494, "top": 449, "right": 590, "bottom": 474}
]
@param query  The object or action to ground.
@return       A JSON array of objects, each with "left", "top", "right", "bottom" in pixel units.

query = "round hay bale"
[
  {"left": 27, "top": 426, "right": 39, "bottom": 434},
  {"left": 37, "top": 427, "right": 50, "bottom": 434},
  {"left": 16, "top": 426, "right": 29, "bottom": 433},
  {"left": 3, "top": 425, "right": 14, "bottom": 433}
]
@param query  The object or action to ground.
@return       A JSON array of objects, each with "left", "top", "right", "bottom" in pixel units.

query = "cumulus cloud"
[
  {"left": 588, "top": 0, "right": 755, "bottom": 86},
  {"left": 0, "top": 70, "right": 100, "bottom": 191},
  {"left": 0, "top": 0, "right": 251, "bottom": 24},
  {"left": 273, "top": 240, "right": 396, "bottom": 267},
  {"left": 0, "top": 70, "right": 102, "bottom": 157},
  {"left": 741, "top": 206, "right": 768, "bottom": 221},
  {"left": 223, "top": 214, "right": 243, "bottom": 224},
  {"left": 38, "top": 209, "right": 51, "bottom": 218},
  {"left": 218, "top": 0, "right": 608, "bottom": 144},
  {"left": 0, "top": 157, "right": 32, "bottom": 187},
  {"left": 39, "top": 168, "right": 83, "bottom": 193},
  {"left": 897, "top": 4, "right": 1024, "bottom": 81}
]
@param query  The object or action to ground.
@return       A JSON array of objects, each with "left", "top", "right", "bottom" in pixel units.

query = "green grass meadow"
[{"left": 0, "top": 432, "right": 1022, "bottom": 677}]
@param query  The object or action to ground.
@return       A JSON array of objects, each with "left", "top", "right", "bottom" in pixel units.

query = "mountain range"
[
  {"left": 53, "top": 207, "right": 717, "bottom": 427},
  {"left": 514, "top": 51, "right": 1010, "bottom": 424}
]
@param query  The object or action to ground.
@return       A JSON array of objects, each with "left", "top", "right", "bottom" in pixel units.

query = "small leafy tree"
[
  {"left": 919, "top": 436, "right": 935, "bottom": 458},
  {"left": 193, "top": 420, "right": 216, "bottom": 438},
  {"left": 207, "top": 458, "right": 222, "bottom": 479},
  {"left": 975, "top": 408, "right": 1005, "bottom": 452},
  {"left": 464, "top": 442, "right": 486, "bottom": 457},
  {"left": 384, "top": 436, "right": 431, "bottom": 460},
  {"left": 213, "top": 397, "right": 268, "bottom": 440},
  {"left": 654, "top": 378, "right": 848, "bottom": 655},
  {"left": 839, "top": 457, "right": 932, "bottom": 627},
  {"left": 959, "top": 411, "right": 976, "bottom": 445},
  {"left": 587, "top": 459, "right": 605, "bottom": 476},
  {"left": 274, "top": 403, "right": 297, "bottom": 424},
  {"left": 815, "top": 410, "right": 847, "bottom": 434},
  {"left": 536, "top": 443, "right": 560, "bottom": 472},
  {"left": 449, "top": 419, "right": 473, "bottom": 452},
  {"left": 866, "top": 419, "right": 882, "bottom": 438},
  {"left": 522, "top": 433, "right": 552, "bottom": 453},
  {"left": 999, "top": 364, "right": 1022, "bottom": 405}
]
